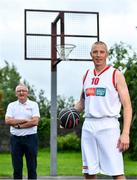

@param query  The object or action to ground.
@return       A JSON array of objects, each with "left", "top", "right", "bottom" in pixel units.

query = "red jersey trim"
[
  {"left": 83, "top": 69, "right": 89, "bottom": 84},
  {"left": 94, "top": 66, "right": 110, "bottom": 76},
  {"left": 112, "top": 69, "right": 117, "bottom": 90}
]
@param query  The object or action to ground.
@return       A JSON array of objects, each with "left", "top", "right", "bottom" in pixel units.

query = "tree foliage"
[
  {"left": 0, "top": 61, "right": 21, "bottom": 119},
  {"left": 57, "top": 95, "right": 75, "bottom": 116},
  {"left": 37, "top": 89, "right": 50, "bottom": 118},
  {"left": 0, "top": 61, "right": 37, "bottom": 119}
]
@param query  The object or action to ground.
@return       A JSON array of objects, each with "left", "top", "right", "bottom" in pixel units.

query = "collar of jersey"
[{"left": 94, "top": 65, "right": 110, "bottom": 76}]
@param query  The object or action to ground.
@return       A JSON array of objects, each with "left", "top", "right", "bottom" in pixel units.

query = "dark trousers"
[{"left": 10, "top": 134, "right": 38, "bottom": 179}]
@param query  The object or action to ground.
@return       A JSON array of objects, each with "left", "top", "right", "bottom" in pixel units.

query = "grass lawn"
[{"left": 0, "top": 149, "right": 137, "bottom": 177}]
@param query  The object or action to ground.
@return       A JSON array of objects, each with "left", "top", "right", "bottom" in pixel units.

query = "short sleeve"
[
  {"left": 32, "top": 102, "right": 40, "bottom": 118},
  {"left": 5, "top": 103, "right": 13, "bottom": 118}
]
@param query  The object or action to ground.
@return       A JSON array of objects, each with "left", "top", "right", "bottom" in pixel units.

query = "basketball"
[{"left": 58, "top": 107, "right": 80, "bottom": 129}]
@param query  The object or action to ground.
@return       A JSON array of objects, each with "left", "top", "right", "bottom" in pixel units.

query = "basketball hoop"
[{"left": 56, "top": 44, "right": 76, "bottom": 61}]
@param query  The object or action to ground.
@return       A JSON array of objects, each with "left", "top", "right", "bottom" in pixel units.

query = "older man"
[{"left": 5, "top": 83, "right": 40, "bottom": 179}]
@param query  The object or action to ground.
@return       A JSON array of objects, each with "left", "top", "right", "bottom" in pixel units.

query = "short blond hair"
[{"left": 91, "top": 41, "right": 108, "bottom": 53}]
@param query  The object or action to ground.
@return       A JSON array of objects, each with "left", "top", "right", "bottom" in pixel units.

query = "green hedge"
[
  {"left": 57, "top": 132, "right": 81, "bottom": 151},
  {"left": 37, "top": 117, "right": 50, "bottom": 148}
]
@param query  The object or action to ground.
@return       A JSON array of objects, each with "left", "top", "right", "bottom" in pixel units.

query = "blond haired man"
[{"left": 75, "top": 41, "right": 132, "bottom": 180}]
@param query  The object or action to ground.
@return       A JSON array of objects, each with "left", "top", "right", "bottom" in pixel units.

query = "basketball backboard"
[{"left": 24, "top": 9, "right": 99, "bottom": 62}]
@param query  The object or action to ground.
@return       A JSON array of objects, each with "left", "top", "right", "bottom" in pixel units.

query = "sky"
[{"left": 1, "top": 0, "right": 137, "bottom": 100}]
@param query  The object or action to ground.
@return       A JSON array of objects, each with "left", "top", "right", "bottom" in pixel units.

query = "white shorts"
[{"left": 81, "top": 118, "right": 124, "bottom": 176}]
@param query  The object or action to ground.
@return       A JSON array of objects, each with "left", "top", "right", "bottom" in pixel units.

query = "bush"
[
  {"left": 57, "top": 132, "right": 81, "bottom": 151},
  {"left": 37, "top": 117, "right": 50, "bottom": 148},
  {"left": 128, "top": 114, "right": 137, "bottom": 160}
]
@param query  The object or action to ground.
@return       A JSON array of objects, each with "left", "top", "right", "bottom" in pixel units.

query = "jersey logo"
[{"left": 86, "top": 87, "right": 106, "bottom": 96}]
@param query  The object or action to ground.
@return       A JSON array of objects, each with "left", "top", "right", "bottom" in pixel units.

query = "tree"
[
  {"left": 37, "top": 89, "right": 50, "bottom": 118},
  {"left": 0, "top": 90, "right": 4, "bottom": 117},
  {"left": 57, "top": 95, "right": 75, "bottom": 115},
  {"left": 0, "top": 61, "right": 37, "bottom": 119},
  {"left": 0, "top": 61, "right": 21, "bottom": 119}
]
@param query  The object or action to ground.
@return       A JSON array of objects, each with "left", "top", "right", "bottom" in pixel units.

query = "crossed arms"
[{"left": 5, "top": 116, "right": 39, "bottom": 128}]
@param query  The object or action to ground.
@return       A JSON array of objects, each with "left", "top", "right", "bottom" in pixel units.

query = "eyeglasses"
[{"left": 16, "top": 90, "right": 28, "bottom": 93}]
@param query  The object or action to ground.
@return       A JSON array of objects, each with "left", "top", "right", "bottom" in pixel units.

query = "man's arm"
[
  {"left": 18, "top": 116, "right": 40, "bottom": 128},
  {"left": 116, "top": 70, "right": 132, "bottom": 151},
  {"left": 74, "top": 89, "right": 85, "bottom": 113},
  {"left": 5, "top": 117, "right": 28, "bottom": 126},
  {"left": 5, "top": 116, "right": 39, "bottom": 128}
]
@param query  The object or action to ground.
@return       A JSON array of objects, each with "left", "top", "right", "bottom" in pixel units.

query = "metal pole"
[
  {"left": 50, "top": 70, "right": 57, "bottom": 176},
  {"left": 50, "top": 12, "right": 64, "bottom": 176},
  {"left": 50, "top": 22, "right": 57, "bottom": 176}
]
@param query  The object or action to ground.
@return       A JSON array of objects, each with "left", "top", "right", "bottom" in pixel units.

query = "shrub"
[
  {"left": 37, "top": 117, "right": 50, "bottom": 148},
  {"left": 57, "top": 132, "right": 81, "bottom": 151},
  {"left": 128, "top": 114, "right": 137, "bottom": 160}
]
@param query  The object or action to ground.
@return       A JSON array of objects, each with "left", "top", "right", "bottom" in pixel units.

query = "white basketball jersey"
[{"left": 83, "top": 66, "right": 121, "bottom": 118}]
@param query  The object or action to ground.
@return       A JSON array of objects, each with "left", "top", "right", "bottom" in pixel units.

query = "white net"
[{"left": 56, "top": 44, "right": 76, "bottom": 60}]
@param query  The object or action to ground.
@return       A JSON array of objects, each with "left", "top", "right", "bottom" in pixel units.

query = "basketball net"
[{"left": 56, "top": 44, "right": 76, "bottom": 61}]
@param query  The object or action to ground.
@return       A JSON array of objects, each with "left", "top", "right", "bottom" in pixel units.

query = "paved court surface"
[
  {"left": 1, "top": 176, "right": 83, "bottom": 180},
  {"left": 1, "top": 176, "right": 137, "bottom": 180},
  {"left": 38, "top": 177, "right": 137, "bottom": 180}
]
